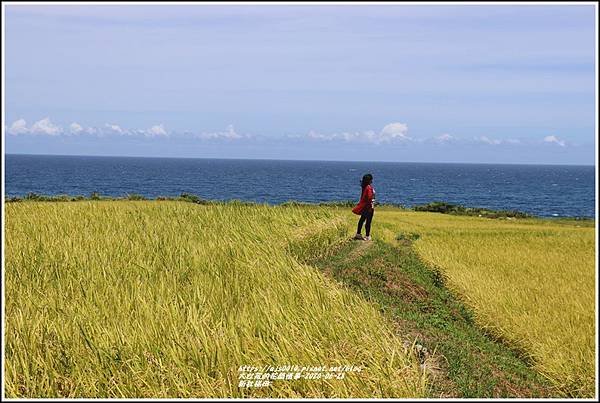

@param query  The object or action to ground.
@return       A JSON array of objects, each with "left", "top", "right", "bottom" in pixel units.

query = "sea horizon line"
[{"left": 5, "top": 152, "right": 595, "bottom": 168}]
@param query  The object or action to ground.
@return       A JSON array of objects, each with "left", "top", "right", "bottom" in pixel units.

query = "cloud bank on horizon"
[
  {"left": 4, "top": 4, "right": 596, "bottom": 164},
  {"left": 6, "top": 117, "right": 574, "bottom": 149}
]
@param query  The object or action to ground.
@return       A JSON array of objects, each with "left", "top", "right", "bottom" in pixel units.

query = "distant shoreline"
[
  {"left": 5, "top": 193, "right": 595, "bottom": 221},
  {"left": 4, "top": 153, "right": 595, "bottom": 167}
]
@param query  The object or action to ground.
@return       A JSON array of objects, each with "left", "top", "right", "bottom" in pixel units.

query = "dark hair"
[{"left": 360, "top": 173, "right": 373, "bottom": 190}]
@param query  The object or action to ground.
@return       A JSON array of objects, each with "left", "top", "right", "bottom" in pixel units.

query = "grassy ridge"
[
  {"left": 5, "top": 201, "right": 426, "bottom": 398},
  {"left": 371, "top": 208, "right": 596, "bottom": 397},
  {"left": 309, "top": 238, "right": 554, "bottom": 397}
]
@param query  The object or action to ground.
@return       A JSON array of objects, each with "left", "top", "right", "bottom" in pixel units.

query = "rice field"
[
  {"left": 4, "top": 201, "right": 426, "bottom": 398},
  {"left": 372, "top": 208, "right": 596, "bottom": 397},
  {"left": 4, "top": 201, "right": 596, "bottom": 397}
]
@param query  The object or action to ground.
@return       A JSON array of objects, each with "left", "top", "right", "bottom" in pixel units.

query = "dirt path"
[
  {"left": 344, "top": 239, "right": 374, "bottom": 262},
  {"left": 309, "top": 237, "right": 556, "bottom": 398}
]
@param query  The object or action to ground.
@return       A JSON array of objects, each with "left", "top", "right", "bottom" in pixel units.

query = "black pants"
[{"left": 357, "top": 209, "right": 374, "bottom": 236}]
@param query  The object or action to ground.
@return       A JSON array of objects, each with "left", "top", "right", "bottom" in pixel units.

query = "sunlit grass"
[
  {"left": 4, "top": 201, "right": 426, "bottom": 398},
  {"left": 371, "top": 208, "right": 595, "bottom": 397},
  {"left": 5, "top": 201, "right": 595, "bottom": 397}
]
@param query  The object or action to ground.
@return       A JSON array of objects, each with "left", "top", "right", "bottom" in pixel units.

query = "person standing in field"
[{"left": 352, "top": 173, "right": 375, "bottom": 241}]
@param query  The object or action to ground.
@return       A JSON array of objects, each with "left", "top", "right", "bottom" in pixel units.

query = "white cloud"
[
  {"left": 305, "top": 130, "right": 359, "bottom": 141},
  {"left": 298, "top": 122, "right": 411, "bottom": 144},
  {"left": 7, "top": 119, "right": 29, "bottom": 135},
  {"left": 379, "top": 122, "right": 410, "bottom": 142},
  {"left": 195, "top": 124, "right": 246, "bottom": 140},
  {"left": 306, "top": 130, "right": 328, "bottom": 140},
  {"left": 69, "top": 122, "right": 84, "bottom": 135},
  {"left": 145, "top": 124, "right": 168, "bottom": 137},
  {"left": 30, "top": 118, "right": 62, "bottom": 135},
  {"left": 221, "top": 124, "right": 243, "bottom": 139},
  {"left": 7, "top": 119, "right": 169, "bottom": 138},
  {"left": 105, "top": 123, "right": 128, "bottom": 135},
  {"left": 4, "top": 118, "right": 548, "bottom": 151},
  {"left": 435, "top": 133, "right": 454, "bottom": 143},
  {"left": 305, "top": 130, "right": 371, "bottom": 142},
  {"left": 476, "top": 135, "right": 502, "bottom": 145},
  {"left": 473, "top": 135, "right": 525, "bottom": 146},
  {"left": 543, "top": 135, "right": 566, "bottom": 147}
]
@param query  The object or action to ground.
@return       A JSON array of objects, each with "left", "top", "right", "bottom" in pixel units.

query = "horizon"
[
  {"left": 5, "top": 152, "right": 596, "bottom": 167},
  {"left": 4, "top": 3, "right": 598, "bottom": 165}
]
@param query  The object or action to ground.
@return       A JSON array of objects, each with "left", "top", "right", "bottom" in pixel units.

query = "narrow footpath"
[{"left": 309, "top": 237, "right": 555, "bottom": 398}]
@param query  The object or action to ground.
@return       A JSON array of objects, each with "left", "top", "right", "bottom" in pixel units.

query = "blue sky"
[{"left": 4, "top": 3, "right": 597, "bottom": 164}]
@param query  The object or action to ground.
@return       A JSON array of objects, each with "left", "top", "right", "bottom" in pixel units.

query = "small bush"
[
  {"left": 24, "top": 192, "right": 46, "bottom": 201},
  {"left": 414, "top": 201, "right": 463, "bottom": 214},
  {"left": 126, "top": 194, "right": 146, "bottom": 201},
  {"left": 413, "top": 201, "right": 531, "bottom": 219},
  {"left": 179, "top": 193, "right": 200, "bottom": 203},
  {"left": 179, "top": 193, "right": 210, "bottom": 204}
]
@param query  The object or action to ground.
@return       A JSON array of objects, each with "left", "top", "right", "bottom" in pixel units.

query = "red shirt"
[{"left": 352, "top": 184, "right": 374, "bottom": 215}]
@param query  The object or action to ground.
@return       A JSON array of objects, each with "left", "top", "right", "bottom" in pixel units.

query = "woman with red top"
[{"left": 352, "top": 173, "right": 375, "bottom": 241}]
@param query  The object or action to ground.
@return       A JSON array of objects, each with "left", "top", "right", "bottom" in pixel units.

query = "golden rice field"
[
  {"left": 4, "top": 201, "right": 596, "bottom": 397},
  {"left": 4, "top": 201, "right": 426, "bottom": 398},
  {"left": 372, "top": 208, "right": 596, "bottom": 397}
]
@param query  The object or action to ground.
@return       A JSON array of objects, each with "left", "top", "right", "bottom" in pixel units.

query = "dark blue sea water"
[{"left": 5, "top": 154, "right": 596, "bottom": 218}]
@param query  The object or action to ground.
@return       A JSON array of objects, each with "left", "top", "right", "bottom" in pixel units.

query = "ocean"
[{"left": 4, "top": 154, "right": 596, "bottom": 218}]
